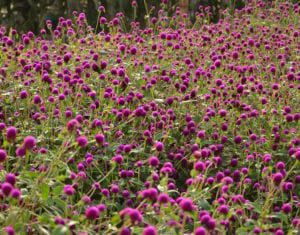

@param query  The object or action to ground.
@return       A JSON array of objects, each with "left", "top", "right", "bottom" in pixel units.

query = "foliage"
[
  {"left": 0, "top": 0, "right": 245, "bottom": 33},
  {"left": 0, "top": 0, "right": 299, "bottom": 234}
]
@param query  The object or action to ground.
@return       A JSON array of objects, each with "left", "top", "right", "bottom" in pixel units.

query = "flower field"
[{"left": 0, "top": 1, "right": 299, "bottom": 234}]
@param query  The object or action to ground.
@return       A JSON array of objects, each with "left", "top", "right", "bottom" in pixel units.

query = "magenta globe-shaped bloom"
[
  {"left": 5, "top": 173, "right": 16, "bottom": 185},
  {"left": 119, "top": 227, "right": 131, "bottom": 235},
  {"left": 274, "top": 229, "right": 284, "bottom": 235},
  {"left": 77, "top": 136, "right": 88, "bottom": 148},
  {"left": 4, "top": 226, "right": 15, "bottom": 235},
  {"left": 194, "top": 161, "right": 206, "bottom": 171},
  {"left": 1, "top": 182, "right": 13, "bottom": 196},
  {"left": 23, "top": 136, "right": 36, "bottom": 150},
  {"left": 179, "top": 198, "right": 194, "bottom": 211},
  {"left": 158, "top": 193, "right": 170, "bottom": 204},
  {"left": 6, "top": 126, "right": 17, "bottom": 142},
  {"left": 112, "top": 155, "right": 124, "bottom": 165},
  {"left": 129, "top": 208, "right": 143, "bottom": 224},
  {"left": 85, "top": 206, "right": 100, "bottom": 220},
  {"left": 0, "top": 149, "right": 7, "bottom": 162},
  {"left": 63, "top": 185, "right": 75, "bottom": 196},
  {"left": 130, "top": 46, "right": 137, "bottom": 55},
  {"left": 11, "top": 188, "right": 21, "bottom": 198},
  {"left": 95, "top": 133, "right": 105, "bottom": 144},
  {"left": 218, "top": 205, "right": 229, "bottom": 214},
  {"left": 148, "top": 156, "right": 160, "bottom": 167},
  {"left": 234, "top": 135, "right": 242, "bottom": 144},
  {"left": 16, "top": 146, "right": 26, "bottom": 157},
  {"left": 281, "top": 203, "right": 292, "bottom": 214},
  {"left": 295, "top": 151, "right": 300, "bottom": 160},
  {"left": 155, "top": 141, "right": 164, "bottom": 152},
  {"left": 273, "top": 172, "right": 283, "bottom": 185},
  {"left": 195, "top": 227, "right": 207, "bottom": 235},
  {"left": 142, "top": 226, "right": 157, "bottom": 235}
]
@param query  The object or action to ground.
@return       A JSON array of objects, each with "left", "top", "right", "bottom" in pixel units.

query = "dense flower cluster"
[{"left": 0, "top": 0, "right": 299, "bottom": 234}]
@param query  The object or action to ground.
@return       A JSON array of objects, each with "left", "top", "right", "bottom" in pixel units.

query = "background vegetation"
[{"left": 0, "top": 0, "right": 246, "bottom": 33}]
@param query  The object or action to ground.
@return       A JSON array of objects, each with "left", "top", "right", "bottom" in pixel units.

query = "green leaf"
[
  {"left": 111, "top": 214, "right": 121, "bottom": 225},
  {"left": 190, "top": 169, "right": 197, "bottom": 178},
  {"left": 53, "top": 185, "right": 63, "bottom": 196},
  {"left": 51, "top": 197, "right": 67, "bottom": 212},
  {"left": 40, "top": 183, "right": 50, "bottom": 201},
  {"left": 37, "top": 225, "right": 50, "bottom": 235},
  {"left": 55, "top": 175, "right": 67, "bottom": 182},
  {"left": 236, "top": 227, "right": 251, "bottom": 235},
  {"left": 38, "top": 215, "right": 50, "bottom": 224},
  {"left": 197, "top": 199, "right": 211, "bottom": 210},
  {"left": 52, "top": 226, "right": 68, "bottom": 235}
]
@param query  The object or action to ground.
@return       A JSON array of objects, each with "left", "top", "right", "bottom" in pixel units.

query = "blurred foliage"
[{"left": 0, "top": 0, "right": 249, "bottom": 34}]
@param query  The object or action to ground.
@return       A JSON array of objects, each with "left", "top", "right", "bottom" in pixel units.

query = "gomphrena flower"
[
  {"left": 119, "top": 227, "right": 131, "bottom": 235},
  {"left": 77, "top": 136, "right": 88, "bottom": 148},
  {"left": 5, "top": 173, "right": 16, "bottom": 185},
  {"left": 273, "top": 172, "right": 284, "bottom": 185},
  {"left": 11, "top": 188, "right": 21, "bottom": 198},
  {"left": 85, "top": 206, "right": 100, "bottom": 220},
  {"left": 148, "top": 156, "right": 160, "bottom": 167},
  {"left": 1, "top": 182, "right": 13, "bottom": 196},
  {"left": 179, "top": 198, "right": 195, "bottom": 212},
  {"left": 95, "top": 133, "right": 105, "bottom": 145},
  {"left": 63, "top": 184, "right": 75, "bottom": 196},
  {"left": 194, "top": 161, "right": 206, "bottom": 172},
  {"left": 142, "top": 225, "right": 157, "bottom": 235},
  {"left": 15, "top": 146, "right": 26, "bottom": 157},
  {"left": 0, "top": 149, "right": 7, "bottom": 162},
  {"left": 155, "top": 141, "right": 164, "bottom": 152},
  {"left": 119, "top": 208, "right": 143, "bottom": 224},
  {"left": 218, "top": 205, "right": 230, "bottom": 214},
  {"left": 0, "top": 1, "right": 299, "bottom": 233},
  {"left": 4, "top": 226, "right": 15, "bottom": 235},
  {"left": 281, "top": 203, "right": 292, "bottom": 214},
  {"left": 157, "top": 193, "right": 170, "bottom": 204},
  {"left": 130, "top": 46, "right": 138, "bottom": 55},
  {"left": 6, "top": 126, "right": 17, "bottom": 142},
  {"left": 194, "top": 227, "right": 207, "bottom": 235},
  {"left": 112, "top": 155, "right": 124, "bottom": 165},
  {"left": 23, "top": 136, "right": 36, "bottom": 150}
]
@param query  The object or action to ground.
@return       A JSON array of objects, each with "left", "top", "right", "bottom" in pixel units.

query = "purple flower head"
[
  {"left": 0, "top": 149, "right": 7, "bottom": 162},
  {"left": 5, "top": 173, "right": 16, "bottom": 185},
  {"left": 195, "top": 227, "right": 207, "bottom": 235},
  {"left": 76, "top": 136, "right": 88, "bottom": 148},
  {"left": 16, "top": 146, "right": 26, "bottom": 157},
  {"left": 273, "top": 172, "right": 283, "bottom": 185},
  {"left": 6, "top": 126, "right": 17, "bottom": 142},
  {"left": 1, "top": 182, "right": 13, "bottom": 196},
  {"left": 23, "top": 136, "right": 36, "bottom": 150},
  {"left": 158, "top": 193, "right": 170, "bottom": 204},
  {"left": 143, "top": 226, "right": 157, "bottom": 235},
  {"left": 179, "top": 198, "right": 195, "bottom": 212},
  {"left": 11, "top": 188, "right": 21, "bottom": 198},
  {"left": 130, "top": 46, "right": 137, "bottom": 55},
  {"left": 112, "top": 155, "right": 124, "bottom": 165},
  {"left": 85, "top": 206, "right": 100, "bottom": 220},
  {"left": 281, "top": 203, "right": 292, "bottom": 214},
  {"left": 148, "top": 156, "right": 160, "bottom": 167},
  {"left": 155, "top": 141, "right": 164, "bottom": 152},
  {"left": 95, "top": 133, "right": 105, "bottom": 145},
  {"left": 120, "top": 208, "right": 143, "bottom": 224},
  {"left": 64, "top": 184, "right": 75, "bottom": 196},
  {"left": 4, "top": 226, "right": 15, "bottom": 235},
  {"left": 119, "top": 227, "right": 131, "bottom": 235}
]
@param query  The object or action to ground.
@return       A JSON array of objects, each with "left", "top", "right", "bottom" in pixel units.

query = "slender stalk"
[{"left": 143, "top": 0, "right": 150, "bottom": 28}]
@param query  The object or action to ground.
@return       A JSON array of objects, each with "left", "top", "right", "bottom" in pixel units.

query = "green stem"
[{"left": 143, "top": 0, "right": 150, "bottom": 28}]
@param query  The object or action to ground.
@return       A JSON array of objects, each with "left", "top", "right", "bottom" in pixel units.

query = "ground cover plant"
[{"left": 0, "top": 0, "right": 299, "bottom": 234}]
